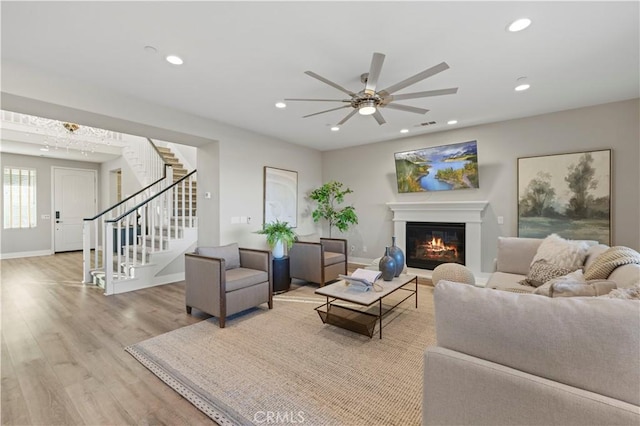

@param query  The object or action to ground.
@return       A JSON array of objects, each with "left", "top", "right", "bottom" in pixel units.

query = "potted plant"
[
  {"left": 309, "top": 181, "right": 358, "bottom": 237},
  {"left": 256, "top": 219, "right": 297, "bottom": 258}
]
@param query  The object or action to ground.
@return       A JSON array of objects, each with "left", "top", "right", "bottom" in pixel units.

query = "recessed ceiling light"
[
  {"left": 447, "top": 120, "right": 458, "bottom": 125},
  {"left": 508, "top": 18, "right": 532, "bottom": 32},
  {"left": 400, "top": 129, "right": 409, "bottom": 134},
  {"left": 330, "top": 126, "right": 340, "bottom": 132},
  {"left": 165, "top": 55, "right": 184, "bottom": 65},
  {"left": 515, "top": 84, "right": 530, "bottom": 91},
  {"left": 275, "top": 102, "right": 287, "bottom": 109},
  {"left": 143, "top": 45, "right": 158, "bottom": 54},
  {"left": 40, "top": 146, "right": 49, "bottom": 151}
]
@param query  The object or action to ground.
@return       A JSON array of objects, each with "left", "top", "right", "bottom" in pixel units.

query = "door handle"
[{"left": 56, "top": 220, "right": 62, "bottom": 223}]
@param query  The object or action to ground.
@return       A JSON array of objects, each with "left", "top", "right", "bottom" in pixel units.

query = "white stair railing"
[{"left": 85, "top": 170, "right": 197, "bottom": 295}]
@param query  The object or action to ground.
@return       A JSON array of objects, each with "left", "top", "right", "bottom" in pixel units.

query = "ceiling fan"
[{"left": 285, "top": 52, "right": 458, "bottom": 126}]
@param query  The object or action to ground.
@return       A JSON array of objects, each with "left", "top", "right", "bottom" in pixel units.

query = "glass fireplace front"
[{"left": 406, "top": 221, "right": 466, "bottom": 270}]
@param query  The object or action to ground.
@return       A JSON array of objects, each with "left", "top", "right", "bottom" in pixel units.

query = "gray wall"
[
  {"left": 0, "top": 152, "right": 101, "bottom": 257},
  {"left": 1, "top": 63, "right": 324, "bottom": 254},
  {"left": 322, "top": 99, "right": 640, "bottom": 271}
]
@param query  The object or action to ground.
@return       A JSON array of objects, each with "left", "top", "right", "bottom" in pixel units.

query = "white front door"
[{"left": 54, "top": 168, "right": 97, "bottom": 252}]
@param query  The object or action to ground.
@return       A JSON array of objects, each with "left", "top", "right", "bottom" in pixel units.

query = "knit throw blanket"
[{"left": 584, "top": 246, "right": 640, "bottom": 280}]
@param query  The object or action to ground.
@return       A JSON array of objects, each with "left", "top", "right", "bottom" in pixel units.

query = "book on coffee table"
[{"left": 339, "top": 268, "right": 383, "bottom": 292}]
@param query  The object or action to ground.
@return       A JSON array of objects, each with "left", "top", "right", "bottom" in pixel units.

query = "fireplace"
[
  {"left": 386, "top": 201, "right": 488, "bottom": 274},
  {"left": 406, "top": 222, "right": 465, "bottom": 270}
]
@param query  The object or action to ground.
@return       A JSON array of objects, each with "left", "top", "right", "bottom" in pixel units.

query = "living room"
[{"left": 1, "top": 2, "right": 639, "bottom": 425}]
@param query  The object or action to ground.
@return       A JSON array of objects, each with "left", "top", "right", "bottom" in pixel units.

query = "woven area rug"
[{"left": 125, "top": 283, "right": 436, "bottom": 425}]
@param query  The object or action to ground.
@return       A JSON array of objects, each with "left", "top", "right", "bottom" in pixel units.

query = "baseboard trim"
[{"left": 0, "top": 249, "right": 54, "bottom": 260}]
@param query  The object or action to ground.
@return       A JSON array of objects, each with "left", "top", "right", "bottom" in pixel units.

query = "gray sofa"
[
  {"left": 486, "top": 237, "right": 640, "bottom": 293},
  {"left": 423, "top": 281, "right": 640, "bottom": 425}
]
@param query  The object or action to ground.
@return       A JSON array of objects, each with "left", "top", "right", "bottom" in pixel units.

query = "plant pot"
[{"left": 272, "top": 239, "right": 285, "bottom": 259}]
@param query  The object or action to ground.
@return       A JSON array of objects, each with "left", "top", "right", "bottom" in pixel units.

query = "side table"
[{"left": 272, "top": 256, "right": 291, "bottom": 293}]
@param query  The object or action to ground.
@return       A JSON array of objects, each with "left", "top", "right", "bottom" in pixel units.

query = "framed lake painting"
[
  {"left": 394, "top": 140, "right": 479, "bottom": 193},
  {"left": 263, "top": 166, "right": 297, "bottom": 227},
  {"left": 518, "top": 149, "right": 611, "bottom": 245}
]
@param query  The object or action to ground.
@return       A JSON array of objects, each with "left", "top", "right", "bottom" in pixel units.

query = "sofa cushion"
[
  {"left": 434, "top": 281, "right": 640, "bottom": 406},
  {"left": 496, "top": 237, "right": 542, "bottom": 275},
  {"left": 583, "top": 246, "right": 640, "bottom": 280},
  {"left": 530, "top": 233, "right": 589, "bottom": 271},
  {"left": 196, "top": 243, "right": 240, "bottom": 270},
  {"left": 224, "top": 267, "right": 269, "bottom": 292},
  {"left": 486, "top": 271, "right": 534, "bottom": 293},
  {"left": 324, "top": 251, "right": 345, "bottom": 266},
  {"left": 520, "top": 260, "right": 573, "bottom": 287}
]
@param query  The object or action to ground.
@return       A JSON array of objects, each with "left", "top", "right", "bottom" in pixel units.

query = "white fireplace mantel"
[{"left": 386, "top": 201, "right": 488, "bottom": 274}]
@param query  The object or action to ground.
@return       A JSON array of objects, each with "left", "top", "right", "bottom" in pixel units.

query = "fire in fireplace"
[{"left": 406, "top": 222, "right": 466, "bottom": 270}]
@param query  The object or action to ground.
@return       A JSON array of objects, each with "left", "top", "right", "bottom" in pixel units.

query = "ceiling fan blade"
[
  {"left": 388, "top": 87, "right": 458, "bottom": 101},
  {"left": 379, "top": 62, "right": 450, "bottom": 96},
  {"left": 285, "top": 98, "right": 351, "bottom": 102},
  {"left": 337, "top": 109, "right": 358, "bottom": 125},
  {"left": 384, "top": 103, "right": 430, "bottom": 114},
  {"left": 304, "top": 71, "right": 356, "bottom": 96},
  {"left": 303, "top": 105, "right": 351, "bottom": 118},
  {"left": 373, "top": 109, "right": 386, "bottom": 125},
  {"left": 364, "top": 52, "right": 385, "bottom": 95}
]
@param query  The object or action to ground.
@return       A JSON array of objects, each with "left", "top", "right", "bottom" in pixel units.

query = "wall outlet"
[
  {"left": 350, "top": 244, "right": 355, "bottom": 252},
  {"left": 497, "top": 216, "right": 504, "bottom": 225},
  {"left": 363, "top": 246, "right": 367, "bottom": 253}
]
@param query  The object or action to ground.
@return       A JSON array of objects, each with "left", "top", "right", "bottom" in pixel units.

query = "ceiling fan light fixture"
[{"left": 358, "top": 100, "right": 377, "bottom": 116}]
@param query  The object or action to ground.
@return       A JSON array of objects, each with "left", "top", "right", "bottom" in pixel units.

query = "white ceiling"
[{"left": 1, "top": 1, "right": 638, "bottom": 152}]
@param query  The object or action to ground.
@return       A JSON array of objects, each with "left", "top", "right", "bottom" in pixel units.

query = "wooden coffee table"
[{"left": 314, "top": 274, "right": 418, "bottom": 339}]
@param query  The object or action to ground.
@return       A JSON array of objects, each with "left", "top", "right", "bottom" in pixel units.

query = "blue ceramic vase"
[
  {"left": 379, "top": 247, "right": 396, "bottom": 281},
  {"left": 388, "top": 236, "right": 405, "bottom": 277}
]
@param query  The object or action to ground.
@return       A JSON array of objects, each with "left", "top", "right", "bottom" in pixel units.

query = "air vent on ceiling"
[{"left": 416, "top": 121, "right": 437, "bottom": 127}]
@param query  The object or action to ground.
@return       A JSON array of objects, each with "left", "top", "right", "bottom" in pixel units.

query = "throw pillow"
[
  {"left": 533, "top": 269, "right": 586, "bottom": 296},
  {"left": 196, "top": 243, "right": 241, "bottom": 270},
  {"left": 520, "top": 260, "right": 573, "bottom": 288},
  {"left": 530, "top": 233, "right": 589, "bottom": 271},
  {"left": 550, "top": 280, "right": 617, "bottom": 298},
  {"left": 583, "top": 246, "right": 640, "bottom": 280}
]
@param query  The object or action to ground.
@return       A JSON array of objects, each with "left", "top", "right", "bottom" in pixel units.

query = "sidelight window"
[{"left": 3, "top": 167, "right": 37, "bottom": 229}]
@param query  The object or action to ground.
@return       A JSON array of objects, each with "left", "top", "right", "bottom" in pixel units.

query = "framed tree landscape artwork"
[
  {"left": 263, "top": 166, "right": 298, "bottom": 227},
  {"left": 517, "top": 149, "right": 611, "bottom": 244}
]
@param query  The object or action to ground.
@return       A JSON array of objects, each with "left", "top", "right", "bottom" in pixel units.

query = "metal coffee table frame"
[{"left": 314, "top": 274, "right": 418, "bottom": 339}]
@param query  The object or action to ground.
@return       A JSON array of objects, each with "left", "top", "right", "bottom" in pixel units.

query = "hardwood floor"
[{"left": 1, "top": 252, "right": 215, "bottom": 425}]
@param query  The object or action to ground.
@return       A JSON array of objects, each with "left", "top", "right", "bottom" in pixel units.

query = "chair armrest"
[
  {"left": 321, "top": 238, "right": 347, "bottom": 254},
  {"left": 239, "top": 248, "right": 271, "bottom": 272},
  {"left": 185, "top": 252, "right": 225, "bottom": 314}
]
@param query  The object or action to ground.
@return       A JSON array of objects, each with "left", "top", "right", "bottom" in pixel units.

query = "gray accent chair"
[
  {"left": 185, "top": 243, "right": 272, "bottom": 328},
  {"left": 289, "top": 238, "right": 347, "bottom": 287}
]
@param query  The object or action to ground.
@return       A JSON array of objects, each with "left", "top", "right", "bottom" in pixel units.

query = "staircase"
[
  {"left": 157, "top": 146, "right": 197, "bottom": 216},
  {"left": 83, "top": 141, "right": 198, "bottom": 295}
]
